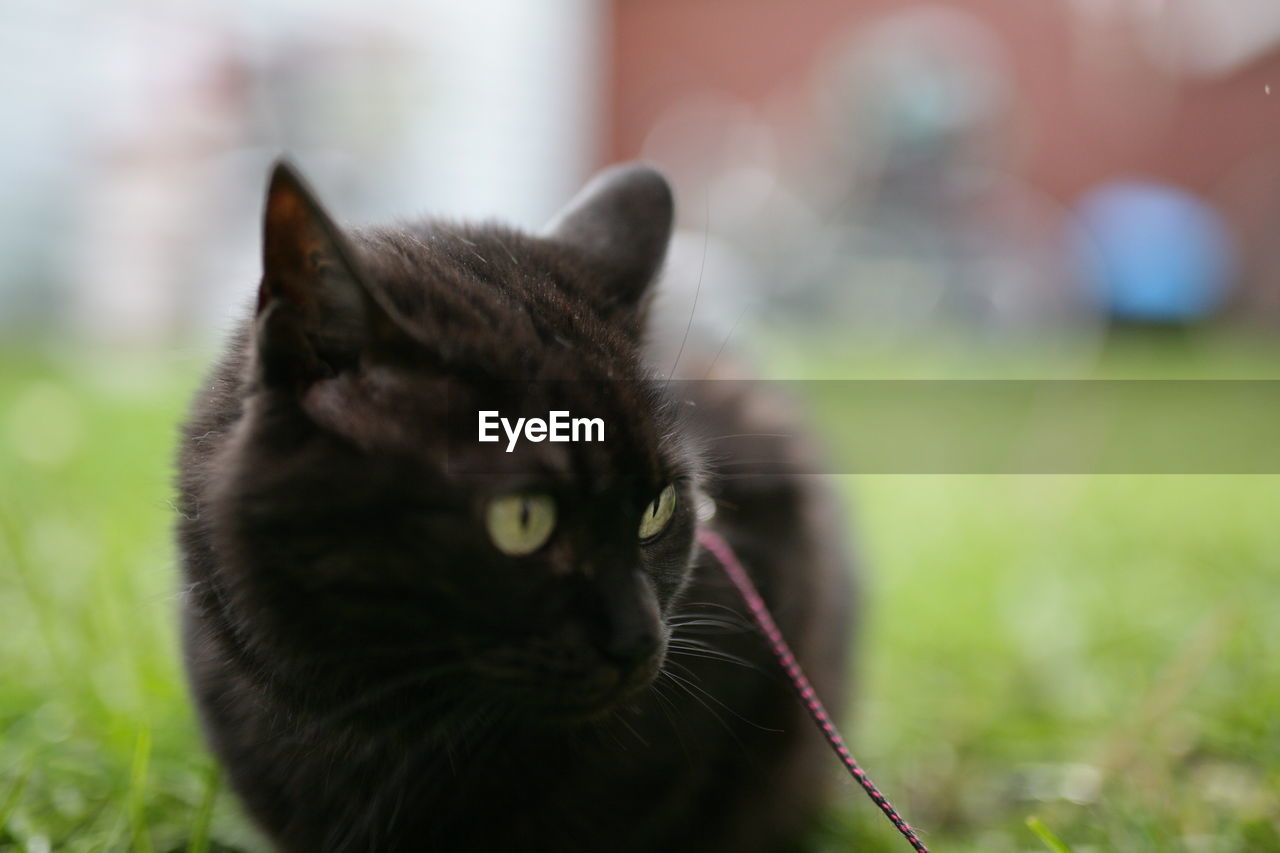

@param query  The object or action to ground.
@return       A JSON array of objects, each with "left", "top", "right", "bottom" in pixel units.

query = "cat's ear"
[
  {"left": 255, "top": 160, "right": 403, "bottom": 386},
  {"left": 542, "top": 163, "right": 674, "bottom": 309}
]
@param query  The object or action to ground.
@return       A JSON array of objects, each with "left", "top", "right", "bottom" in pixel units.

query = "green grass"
[
  {"left": 0, "top": 347, "right": 263, "bottom": 853},
  {"left": 2, "top": 333, "right": 1278, "bottom": 851}
]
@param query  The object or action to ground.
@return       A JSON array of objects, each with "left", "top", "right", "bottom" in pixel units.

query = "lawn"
[{"left": 1, "top": 333, "right": 1278, "bottom": 852}]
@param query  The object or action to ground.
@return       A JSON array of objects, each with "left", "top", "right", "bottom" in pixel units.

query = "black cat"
[{"left": 176, "top": 161, "right": 853, "bottom": 852}]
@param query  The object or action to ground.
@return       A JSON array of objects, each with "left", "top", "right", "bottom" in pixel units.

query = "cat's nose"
[
  {"left": 585, "top": 567, "right": 662, "bottom": 672},
  {"left": 600, "top": 622, "right": 660, "bottom": 671}
]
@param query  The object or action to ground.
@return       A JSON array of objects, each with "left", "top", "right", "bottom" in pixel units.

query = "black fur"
[{"left": 176, "top": 161, "right": 852, "bottom": 852}]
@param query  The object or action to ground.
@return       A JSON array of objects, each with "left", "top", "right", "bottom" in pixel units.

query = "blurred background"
[
  {"left": 2, "top": 1, "right": 1279, "bottom": 851},
  {"left": 6, "top": 0, "right": 1280, "bottom": 345}
]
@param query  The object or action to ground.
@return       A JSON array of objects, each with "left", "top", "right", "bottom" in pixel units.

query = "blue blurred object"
[{"left": 1072, "top": 180, "right": 1235, "bottom": 323}]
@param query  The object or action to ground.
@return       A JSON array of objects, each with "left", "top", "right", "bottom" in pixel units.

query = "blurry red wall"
[{"left": 605, "top": 0, "right": 1280, "bottom": 201}]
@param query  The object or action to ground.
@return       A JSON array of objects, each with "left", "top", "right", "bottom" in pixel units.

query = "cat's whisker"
[
  {"left": 667, "top": 648, "right": 758, "bottom": 672},
  {"left": 662, "top": 662, "right": 783, "bottom": 734},
  {"left": 669, "top": 614, "right": 749, "bottom": 631},
  {"left": 668, "top": 613, "right": 733, "bottom": 624},
  {"left": 494, "top": 237, "right": 519, "bottom": 264},
  {"left": 669, "top": 610, "right": 748, "bottom": 625},
  {"left": 642, "top": 679, "right": 692, "bottom": 764},
  {"left": 592, "top": 709, "right": 645, "bottom": 753},
  {"left": 668, "top": 612, "right": 746, "bottom": 624},
  {"left": 668, "top": 634, "right": 743, "bottom": 652},
  {"left": 700, "top": 300, "right": 752, "bottom": 381},
  {"left": 666, "top": 644, "right": 762, "bottom": 674},
  {"left": 666, "top": 634, "right": 729, "bottom": 649},
  {"left": 675, "top": 601, "right": 751, "bottom": 616},
  {"left": 656, "top": 669, "right": 746, "bottom": 749},
  {"left": 665, "top": 635, "right": 747, "bottom": 653},
  {"left": 666, "top": 617, "right": 752, "bottom": 635},
  {"left": 664, "top": 192, "right": 710, "bottom": 390},
  {"left": 614, "top": 711, "right": 649, "bottom": 748}
]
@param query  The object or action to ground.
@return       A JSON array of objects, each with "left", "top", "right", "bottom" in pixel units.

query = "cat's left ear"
[
  {"left": 255, "top": 160, "right": 404, "bottom": 386},
  {"left": 542, "top": 163, "right": 674, "bottom": 311}
]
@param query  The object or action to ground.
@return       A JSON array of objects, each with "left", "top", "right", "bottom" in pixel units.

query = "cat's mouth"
[
  {"left": 471, "top": 644, "right": 665, "bottom": 723},
  {"left": 549, "top": 654, "right": 664, "bottom": 722},
  {"left": 536, "top": 672, "right": 659, "bottom": 723}
]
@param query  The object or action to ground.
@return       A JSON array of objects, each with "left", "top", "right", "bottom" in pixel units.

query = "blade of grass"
[
  {"left": 0, "top": 759, "right": 31, "bottom": 832},
  {"left": 0, "top": 499, "right": 76, "bottom": 686},
  {"left": 1026, "top": 816, "right": 1074, "bottom": 853},
  {"left": 187, "top": 763, "right": 220, "bottom": 853},
  {"left": 128, "top": 727, "right": 155, "bottom": 853},
  {"left": 1094, "top": 605, "right": 1236, "bottom": 780}
]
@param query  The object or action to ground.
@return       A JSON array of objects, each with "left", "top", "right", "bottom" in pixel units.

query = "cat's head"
[{"left": 209, "top": 161, "right": 700, "bottom": 727}]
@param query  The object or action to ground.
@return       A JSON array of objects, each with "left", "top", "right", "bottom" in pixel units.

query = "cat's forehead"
[
  {"left": 352, "top": 225, "right": 636, "bottom": 372},
  {"left": 296, "top": 221, "right": 689, "bottom": 487},
  {"left": 309, "top": 365, "right": 685, "bottom": 491}
]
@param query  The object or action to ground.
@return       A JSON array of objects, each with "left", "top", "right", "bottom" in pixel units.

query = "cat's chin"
[
  {"left": 536, "top": 685, "right": 653, "bottom": 725},
  {"left": 517, "top": 657, "right": 663, "bottom": 726}
]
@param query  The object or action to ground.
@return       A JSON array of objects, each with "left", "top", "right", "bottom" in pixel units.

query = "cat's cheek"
[{"left": 645, "top": 530, "right": 698, "bottom": 611}]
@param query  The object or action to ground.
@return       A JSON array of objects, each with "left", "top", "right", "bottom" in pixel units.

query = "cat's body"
[{"left": 177, "top": 163, "right": 852, "bottom": 852}]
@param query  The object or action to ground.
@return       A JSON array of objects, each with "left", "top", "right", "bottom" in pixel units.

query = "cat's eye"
[
  {"left": 639, "top": 484, "right": 678, "bottom": 541},
  {"left": 486, "top": 493, "right": 557, "bottom": 556}
]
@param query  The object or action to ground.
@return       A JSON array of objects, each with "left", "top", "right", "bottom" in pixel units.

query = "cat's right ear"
[
  {"left": 254, "top": 160, "right": 402, "bottom": 387},
  {"left": 542, "top": 163, "right": 674, "bottom": 313}
]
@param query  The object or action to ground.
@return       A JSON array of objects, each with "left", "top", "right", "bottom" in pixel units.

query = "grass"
[{"left": 1, "top": 331, "right": 1278, "bottom": 851}]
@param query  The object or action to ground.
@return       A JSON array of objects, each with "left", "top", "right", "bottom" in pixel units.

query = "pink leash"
[{"left": 697, "top": 526, "right": 929, "bottom": 852}]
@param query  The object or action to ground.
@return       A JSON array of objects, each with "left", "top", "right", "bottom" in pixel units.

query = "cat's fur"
[{"left": 176, "top": 162, "right": 853, "bottom": 852}]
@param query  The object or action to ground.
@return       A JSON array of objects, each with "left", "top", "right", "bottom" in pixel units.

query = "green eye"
[
  {"left": 486, "top": 493, "right": 556, "bottom": 556},
  {"left": 639, "top": 484, "right": 678, "bottom": 541}
]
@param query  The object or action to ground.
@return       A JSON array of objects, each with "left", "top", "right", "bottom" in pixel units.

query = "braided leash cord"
[{"left": 697, "top": 527, "right": 929, "bottom": 853}]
